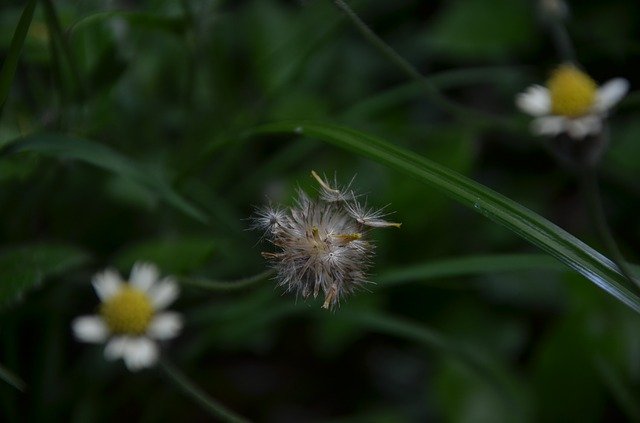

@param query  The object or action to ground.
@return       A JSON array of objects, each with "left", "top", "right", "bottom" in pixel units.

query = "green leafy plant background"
[{"left": 1, "top": 0, "right": 639, "bottom": 421}]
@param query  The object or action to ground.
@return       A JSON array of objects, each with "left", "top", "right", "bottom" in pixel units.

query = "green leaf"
[
  {"left": 0, "top": 243, "right": 89, "bottom": 309},
  {"left": 249, "top": 121, "right": 640, "bottom": 314},
  {"left": 0, "top": 0, "right": 37, "bottom": 116},
  {"left": 3, "top": 133, "right": 208, "bottom": 224}
]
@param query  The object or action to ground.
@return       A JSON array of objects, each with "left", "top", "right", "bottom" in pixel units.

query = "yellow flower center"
[
  {"left": 548, "top": 65, "right": 597, "bottom": 117},
  {"left": 100, "top": 285, "right": 154, "bottom": 335}
]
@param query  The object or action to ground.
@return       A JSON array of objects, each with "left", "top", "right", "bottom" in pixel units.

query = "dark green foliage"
[{"left": 1, "top": 0, "right": 639, "bottom": 421}]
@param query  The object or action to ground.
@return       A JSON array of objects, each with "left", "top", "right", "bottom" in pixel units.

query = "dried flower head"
[
  {"left": 252, "top": 171, "right": 400, "bottom": 310},
  {"left": 516, "top": 64, "right": 629, "bottom": 139}
]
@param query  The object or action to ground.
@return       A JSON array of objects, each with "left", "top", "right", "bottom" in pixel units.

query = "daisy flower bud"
[
  {"left": 516, "top": 64, "right": 629, "bottom": 140},
  {"left": 72, "top": 262, "right": 183, "bottom": 371},
  {"left": 252, "top": 171, "right": 400, "bottom": 310}
]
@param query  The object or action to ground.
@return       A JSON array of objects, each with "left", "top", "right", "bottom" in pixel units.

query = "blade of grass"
[
  {"left": 160, "top": 359, "right": 249, "bottom": 423},
  {"left": 594, "top": 356, "right": 640, "bottom": 422},
  {"left": 41, "top": 0, "right": 85, "bottom": 99},
  {"left": 0, "top": 0, "right": 37, "bottom": 118},
  {"left": 344, "top": 66, "right": 527, "bottom": 120},
  {"left": 331, "top": 0, "right": 517, "bottom": 131},
  {"left": 3, "top": 133, "right": 208, "bottom": 224},
  {"left": 68, "top": 11, "right": 188, "bottom": 37},
  {"left": 249, "top": 121, "right": 640, "bottom": 314},
  {"left": 0, "top": 363, "right": 26, "bottom": 392},
  {"left": 336, "top": 309, "right": 529, "bottom": 416},
  {"left": 378, "top": 253, "right": 564, "bottom": 287}
]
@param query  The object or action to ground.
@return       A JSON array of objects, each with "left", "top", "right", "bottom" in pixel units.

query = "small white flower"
[
  {"left": 516, "top": 64, "right": 629, "bottom": 139},
  {"left": 72, "top": 262, "right": 183, "bottom": 371},
  {"left": 253, "top": 171, "right": 400, "bottom": 310}
]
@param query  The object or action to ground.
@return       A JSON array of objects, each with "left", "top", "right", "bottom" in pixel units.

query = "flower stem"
[
  {"left": 548, "top": 18, "right": 576, "bottom": 63},
  {"left": 579, "top": 168, "right": 640, "bottom": 290},
  {"left": 160, "top": 359, "right": 250, "bottom": 423},
  {"left": 178, "top": 269, "right": 274, "bottom": 291},
  {"left": 330, "top": 0, "right": 515, "bottom": 131}
]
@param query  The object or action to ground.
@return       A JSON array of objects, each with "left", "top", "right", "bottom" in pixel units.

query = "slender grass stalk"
[
  {"left": 333, "top": 310, "right": 528, "bottom": 416},
  {"left": 41, "top": 0, "right": 86, "bottom": 100},
  {"left": 0, "top": 0, "right": 37, "bottom": 118},
  {"left": 330, "top": 0, "right": 515, "bottom": 131},
  {"left": 179, "top": 269, "right": 274, "bottom": 291},
  {"left": 594, "top": 356, "right": 640, "bottom": 422},
  {"left": 160, "top": 359, "right": 250, "bottom": 423},
  {"left": 579, "top": 168, "right": 640, "bottom": 290},
  {"left": 0, "top": 363, "right": 26, "bottom": 392}
]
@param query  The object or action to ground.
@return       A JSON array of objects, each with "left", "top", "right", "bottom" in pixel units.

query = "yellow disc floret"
[
  {"left": 100, "top": 285, "right": 154, "bottom": 334},
  {"left": 547, "top": 65, "right": 597, "bottom": 117}
]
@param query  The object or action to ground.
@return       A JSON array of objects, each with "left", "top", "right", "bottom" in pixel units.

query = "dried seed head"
[{"left": 252, "top": 171, "right": 399, "bottom": 310}]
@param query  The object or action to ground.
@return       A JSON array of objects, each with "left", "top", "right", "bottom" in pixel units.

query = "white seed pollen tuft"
[{"left": 253, "top": 171, "right": 399, "bottom": 310}]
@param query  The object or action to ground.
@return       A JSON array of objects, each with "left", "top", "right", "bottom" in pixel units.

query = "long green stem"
[
  {"left": 331, "top": 0, "right": 515, "bottom": 131},
  {"left": 160, "top": 359, "right": 250, "bottom": 423},
  {"left": 179, "top": 269, "right": 274, "bottom": 291},
  {"left": 579, "top": 168, "right": 639, "bottom": 290}
]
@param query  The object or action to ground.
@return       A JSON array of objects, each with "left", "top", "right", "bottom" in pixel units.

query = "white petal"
[
  {"left": 148, "top": 277, "right": 180, "bottom": 310},
  {"left": 130, "top": 262, "right": 159, "bottom": 292},
  {"left": 531, "top": 116, "right": 567, "bottom": 136},
  {"left": 516, "top": 85, "right": 551, "bottom": 116},
  {"left": 595, "top": 78, "right": 629, "bottom": 112},
  {"left": 92, "top": 269, "right": 123, "bottom": 302},
  {"left": 567, "top": 116, "right": 602, "bottom": 139},
  {"left": 148, "top": 312, "right": 183, "bottom": 340},
  {"left": 123, "top": 337, "right": 159, "bottom": 371},
  {"left": 72, "top": 316, "right": 109, "bottom": 343},
  {"left": 104, "top": 336, "right": 131, "bottom": 361}
]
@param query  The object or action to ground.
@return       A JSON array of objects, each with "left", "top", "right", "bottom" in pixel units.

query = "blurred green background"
[{"left": 1, "top": 0, "right": 640, "bottom": 421}]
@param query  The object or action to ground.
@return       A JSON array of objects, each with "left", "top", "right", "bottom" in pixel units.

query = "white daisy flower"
[
  {"left": 516, "top": 64, "right": 629, "bottom": 139},
  {"left": 72, "top": 262, "right": 183, "bottom": 371}
]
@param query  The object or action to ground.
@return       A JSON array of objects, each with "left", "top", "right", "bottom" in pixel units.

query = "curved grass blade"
[
  {"left": 0, "top": 362, "right": 26, "bottom": 392},
  {"left": 249, "top": 121, "right": 640, "bottom": 313},
  {"left": 337, "top": 309, "right": 529, "bottom": 417},
  {"left": 0, "top": 0, "right": 37, "bottom": 117},
  {"left": 3, "top": 133, "right": 208, "bottom": 224},
  {"left": 68, "top": 11, "right": 187, "bottom": 37},
  {"left": 378, "top": 253, "right": 564, "bottom": 287}
]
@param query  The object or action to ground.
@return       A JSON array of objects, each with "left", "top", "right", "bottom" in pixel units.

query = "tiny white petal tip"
[
  {"left": 516, "top": 85, "right": 551, "bottom": 116},
  {"left": 123, "top": 337, "right": 159, "bottom": 371},
  {"left": 148, "top": 278, "right": 180, "bottom": 310},
  {"left": 72, "top": 316, "right": 109, "bottom": 343},
  {"left": 130, "top": 262, "right": 159, "bottom": 292},
  {"left": 104, "top": 336, "right": 130, "bottom": 361},
  {"left": 596, "top": 78, "right": 629, "bottom": 112},
  {"left": 148, "top": 312, "right": 183, "bottom": 340},
  {"left": 92, "top": 269, "right": 122, "bottom": 302}
]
